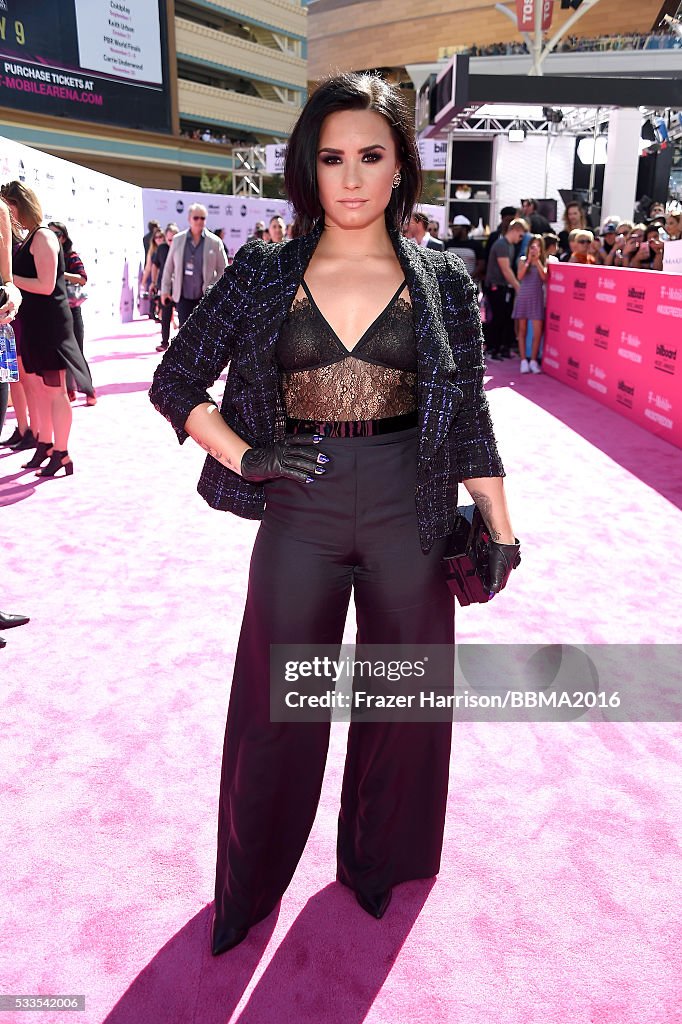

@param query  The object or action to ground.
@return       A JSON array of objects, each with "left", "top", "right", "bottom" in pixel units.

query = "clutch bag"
[{"left": 442, "top": 504, "right": 506, "bottom": 606}]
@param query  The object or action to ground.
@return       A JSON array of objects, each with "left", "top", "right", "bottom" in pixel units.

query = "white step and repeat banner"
[
  {"left": 0, "top": 136, "right": 143, "bottom": 324},
  {"left": 142, "top": 189, "right": 293, "bottom": 260}
]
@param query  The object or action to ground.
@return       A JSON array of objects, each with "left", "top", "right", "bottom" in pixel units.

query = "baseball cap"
[
  {"left": 452, "top": 214, "right": 471, "bottom": 226},
  {"left": 601, "top": 222, "right": 618, "bottom": 234}
]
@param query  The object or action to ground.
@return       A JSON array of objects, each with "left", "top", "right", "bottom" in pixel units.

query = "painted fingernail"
[
  {"left": 317, "top": 453, "right": 329, "bottom": 464},
  {"left": 305, "top": 476, "right": 315, "bottom": 483},
  {"left": 314, "top": 466, "right": 326, "bottom": 474}
]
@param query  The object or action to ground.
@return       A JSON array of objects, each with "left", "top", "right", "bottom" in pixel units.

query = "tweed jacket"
[{"left": 149, "top": 219, "right": 505, "bottom": 552}]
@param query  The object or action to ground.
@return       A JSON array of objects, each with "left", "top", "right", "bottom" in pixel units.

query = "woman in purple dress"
[{"left": 512, "top": 234, "right": 547, "bottom": 374}]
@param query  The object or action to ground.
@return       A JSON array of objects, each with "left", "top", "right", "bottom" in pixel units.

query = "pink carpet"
[{"left": 2, "top": 319, "right": 681, "bottom": 1024}]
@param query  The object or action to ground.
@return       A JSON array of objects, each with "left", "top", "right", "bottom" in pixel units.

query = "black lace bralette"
[{"left": 276, "top": 278, "right": 417, "bottom": 421}]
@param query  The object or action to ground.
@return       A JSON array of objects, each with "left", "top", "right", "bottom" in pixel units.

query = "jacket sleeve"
[
  {"left": 149, "top": 238, "right": 263, "bottom": 444},
  {"left": 441, "top": 251, "right": 505, "bottom": 480}
]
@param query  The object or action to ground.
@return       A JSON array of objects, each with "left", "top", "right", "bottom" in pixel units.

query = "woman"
[
  {"left": 152, "top": 222, "right": 179, "bottom": 352},
  {"left": 568, "top": 229, "right": 597, "bottom": 265},
  {"left": 665, "top": 209, "right": 681, "bottom": 241},
  {"left": 0, "top": 205, "right": 33, "bottom": 450},
  {"left": 0, "top": 181, "right": 92, "bottom": 477},
  {"left": 0, "top": 197, "right": 23, "bottom": 436},
  {"left": 558, "top": 202, "right": 586, "bottom": 256},
  {"left": 512, "top": 234, "right": 547, "bottom": 374},
  {"left": 48, "top": 221, "right": 97, "bottom": 407},
  {"left": 141, "top": 227, "right": 164, "bottom": 320},
  {"left": 150, "top": 73, "right": 519, "bottom": 956}
]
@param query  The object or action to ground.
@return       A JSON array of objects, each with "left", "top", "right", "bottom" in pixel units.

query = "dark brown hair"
[
  {"left": 284, "top": 72, "right": 421, "bottom": 236},
  {"left": 47, "top": 221, "right": 73, "bottom": 254}
]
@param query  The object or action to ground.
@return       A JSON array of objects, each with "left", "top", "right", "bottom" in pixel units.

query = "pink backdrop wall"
[{"left": 543, "top": 263, "right": 681, "bottom": 449}]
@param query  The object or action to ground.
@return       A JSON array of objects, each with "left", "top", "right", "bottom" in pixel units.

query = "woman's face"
[
  {"left": 316, "top": 108, "right": 400, "bottom": 232},
  {"left": 616, "top": 223, "right": 631, "bottom": 237},
  {"left": 665, "top": 215, "right": 680, "bottom": 237},
  {"left": 165, "top": 229, "right": 176, "bottom": 244},
  {"left": 153, "top": 232, "right": 164, "bottom": 245},
  {"left": 528, "top": 240, "right": 540, "bottom": 259},
  {"left": 567, "top": 204, "right": 581, "bottom": 227},
  {"left": 269, "top": 218, "right": 285, "bottom": 243}
]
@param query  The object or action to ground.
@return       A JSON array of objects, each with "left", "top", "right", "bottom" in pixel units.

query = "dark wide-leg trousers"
[{"left": 214, "top": 427, "right": 455, "bottom": 932}]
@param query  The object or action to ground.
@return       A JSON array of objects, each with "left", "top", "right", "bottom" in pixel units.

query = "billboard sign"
[{"left": 0, "top": 0, "right": 171, "bottom": 132}]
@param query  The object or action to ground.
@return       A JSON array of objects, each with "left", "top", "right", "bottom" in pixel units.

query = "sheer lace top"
[{"left": 276, "top": 278, "right": 417, "bottom": 421}]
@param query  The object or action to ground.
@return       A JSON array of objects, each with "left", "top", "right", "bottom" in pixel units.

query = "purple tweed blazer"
[{"left": 149, "top": 219, "right": 504, "bottom": 552}]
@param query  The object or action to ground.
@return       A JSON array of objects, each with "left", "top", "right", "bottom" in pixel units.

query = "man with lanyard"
[{"left": 160, "top": 203, "right": 227, "bottom": 327}]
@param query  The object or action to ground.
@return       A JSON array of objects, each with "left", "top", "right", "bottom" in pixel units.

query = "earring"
[{"left": 392, "top": 171, "right": 402, "bottom": 189}]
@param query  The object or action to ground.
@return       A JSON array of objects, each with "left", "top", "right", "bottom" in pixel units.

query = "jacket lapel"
[{"left": 392, "top": 232, "right": 463, "bottom": 460}]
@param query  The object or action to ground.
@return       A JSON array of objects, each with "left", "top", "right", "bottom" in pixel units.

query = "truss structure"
[{"left": 232, "top": 146, "right": 266, "bottom": 196}]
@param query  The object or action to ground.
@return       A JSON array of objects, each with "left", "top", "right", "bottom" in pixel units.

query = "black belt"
[{"left": 286, "top": 410, "right": 418, "bottom": 438}]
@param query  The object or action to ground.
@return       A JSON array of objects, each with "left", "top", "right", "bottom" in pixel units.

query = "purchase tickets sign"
[
  {"left": 516, "top": 0, "right": 553, "bottom": 31},
  {"left": 543, "top": 263, "right": 682, "bottom": 450}
]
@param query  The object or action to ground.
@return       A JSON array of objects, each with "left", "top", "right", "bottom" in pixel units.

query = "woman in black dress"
[
  {"left": 150, "top": 73, "right": 519, "bottom": 956},
  {"left": 48, "top": 221, "right": 97, "bottom": 407},
  {"left": 0, "top": 181, "right": 93, "bottom": 477}
]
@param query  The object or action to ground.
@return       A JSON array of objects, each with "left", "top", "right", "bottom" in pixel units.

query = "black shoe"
[
  {"left": 211, "top": 915, "right": 249, "bottom": 956},
  {"left": 36, "top": 449, "right": 73, "bottom": 478},
  {"left": 9, "top": 429, "right": 36, "bottom": 451},
  {"left": 355, "top": 888, "right": 393, "bottom": 919},
  {"left": 0, "top": 636, "right": 6, "bottom": 649},
  {"left": 0, "top": 611, "right": 30, "bottom": 629},
  {"left": 156, "top": 342, "right": 169, "bottom": 352},
  {"left": 1, "top": 427, "right": 22, "bottom": 447},
  {"left": 22, "top": 440, "right": 54, "bottom": 470}
]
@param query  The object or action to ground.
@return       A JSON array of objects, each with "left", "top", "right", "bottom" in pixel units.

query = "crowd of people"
[
  {"left": 414, "top": 197, "right": 682, "bottom": 374},
  {"left": 460, "top": 29, "right": 681, "bottom": 58}
]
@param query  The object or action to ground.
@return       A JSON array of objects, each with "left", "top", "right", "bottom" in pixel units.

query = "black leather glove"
[
  {"left": 488, "top": 539, "right": 521, "bottom": 594},
  {"left": 241, "top": 436, "right": 329, "bottom": 484}
]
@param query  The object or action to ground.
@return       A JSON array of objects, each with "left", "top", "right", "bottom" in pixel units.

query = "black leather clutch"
[{"left": 442, "top": 505, "right": 520, "bottom": 606}]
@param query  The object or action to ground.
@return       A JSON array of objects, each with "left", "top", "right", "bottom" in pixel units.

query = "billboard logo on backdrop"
[
  {"left": 548, "top": 311, "right": 560, "bottom": 332},
  {"left": 240, "top": 204, "right": 247, "bottom": 217},
  {"left": 655, "top": 343, "right": 677, "bottom": 377},
  {"left": 567, "top": 355, "right": 580, "bottom": 380},
  {"left": 616, "top": 379, "right": 635, "bottom": 409},
  {"left": 626, "top": 285, "right": 646, "bottom": 314},
  {"left": 573, "top": 278, "right": 587, "bottom": 301},
  {"left": 176, "top": 199, "right": 184, "bottom": 213},
  {"left": 224, "top": 204, "right": 233, "bottom": 215}
]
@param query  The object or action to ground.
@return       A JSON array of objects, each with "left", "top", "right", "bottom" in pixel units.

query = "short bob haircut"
[
  {"left": 0, "top": 180, "right": 43, "bottom": 229},
  {"left": 284, "top": 72, "right": 421, "bottom": 236}
]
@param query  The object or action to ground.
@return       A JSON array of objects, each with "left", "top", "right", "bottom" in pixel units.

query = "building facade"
[
  {"left": 0, "top": 0, "right": 307, "bottom": 190},
  {"left": 307, "top": 0, "right": 670, "bottom": 80}
]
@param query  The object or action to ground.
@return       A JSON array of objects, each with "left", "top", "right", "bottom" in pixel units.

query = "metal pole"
[
  {"left": 587, "top": 106, "right": 600, "bottom": 204},
  {"left": 530, "top": 0, "right": 543, "bottom": 76}
]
